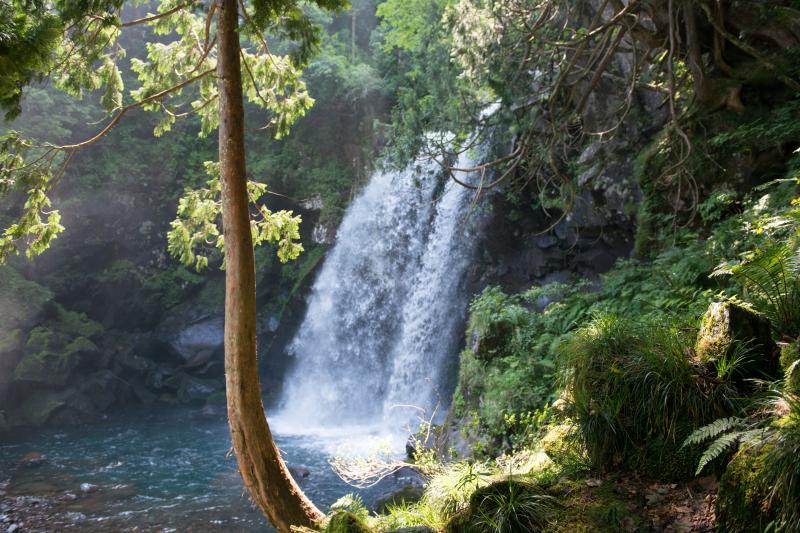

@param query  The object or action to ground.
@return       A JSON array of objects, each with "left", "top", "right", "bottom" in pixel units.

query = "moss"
[
  {"left": 716, "top": 445, "right": 775, "bottom": 533},
  {"left": 0, "top": 328, "right": 23, "bottom": 356},
  {"left": 143, "top": 265, "right": 210, "bottom": 312},
  {"left": 780, "top": 340, "right": 800, "bottom": 393},
  {"left": 540, "top": 423, "right": 585, "bottom": 471},
  {"left": 14, "top": 330, "right": 97, "bottom": 386},
  {"left": 13, "top": 306, "right": 102, "bottom": 386},
  {"left": 54, "top": 306, "right": 104, "bottom": 339},
  {"left": 325, "top": 511, "right": 374, "bottom": 533},
  {"left": 545, "top": 480, "right": 637, "bottom": 533},
  {"left": 16, "top": 389, "right": 72, "bottom": 426}
]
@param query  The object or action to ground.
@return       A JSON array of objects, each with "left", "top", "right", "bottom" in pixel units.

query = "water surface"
[{"left": 1, "top": 406, "right": 409, "bottom": 531}]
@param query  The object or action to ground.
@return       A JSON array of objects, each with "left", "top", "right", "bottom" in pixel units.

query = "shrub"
[{"left": 560, "top": 313, "right": 743, "bottom": 477}]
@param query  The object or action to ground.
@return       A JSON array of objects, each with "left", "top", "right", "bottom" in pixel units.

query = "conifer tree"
[{"left": 0, "top": 0, "right": 347, "bottom": 530}]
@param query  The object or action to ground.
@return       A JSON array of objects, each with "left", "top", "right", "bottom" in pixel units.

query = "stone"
[
  {"left": 288, "top": 466, "right": 310, "bottom": 480},
  {"left": 312, "top": 223, "right": 332, "bottom": 244},
  {"left": 389, "top": 528, "right": 435, "bottom": 533},
  {"left": 176, "top": 375, "right": 218, "bottom": 403},
  {"left": 80, "top": 370, "right": 119, "bottom": 412},
  {"left": 577, "top": 142, "right": 602, "bottom": 165},
  {"left": 299, "top": 194, "right": 323, "bottom": 210},
  {"left": 170, "top": 317, "right": 224, "bottom": 362},
  {"left": 695, "top": 301, "right": 778, "bottom": 380},
  {"left": 7, "top": 524, "right": 20, "bottom": 533},
  {"left": 20, "top": 451, "right": 47, "bottom": 468},
  {"left": 79, "top": 483, "right": 98, "bottom": 494},
  {"left": 533, "top": 235, "right": 559, "bottom": 249},
  {"left": 199, "top": 403, "right": 224, "bottom": 418}
]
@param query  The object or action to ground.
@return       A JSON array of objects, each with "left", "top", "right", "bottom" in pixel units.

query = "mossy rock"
[
  {"left": 695, "top": 301, "right": 777, "bottom": 381},
  {"left": 471, "top": 318, "right": 515, "bottom": 361},
  {"left": 540, "top": 424, "right": 584, "bottom": 468},
  {"left": 780, "top": 340, "right": 800, "bottom": 393},
  {"left": 444, "top": 479, "right": 555, "bottom": 533},
  {"left": 325, "top": 511, "right": 373, "bottom": 533},
  {"left": 12, "top": 305, "right": 103, "bottom": 387},
  {"left": 14, "top": 389, "right": 73, "bottom": 426},
  {"left": 14, "top": 329, "right": 98, "bottom": 386},
  {"left": 716, "top": 445, "right": 775, "bottom": 532}
]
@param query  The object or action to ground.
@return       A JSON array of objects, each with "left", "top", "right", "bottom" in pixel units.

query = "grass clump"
[
  {"left": 325, "top": 494, "right": 373, "bottom": 533},
  {"left": 561, "top": 313, "right": 743, "bottom": 478},
  {"left": 444, "top": 479, "right": 557, "bottom": 533}
]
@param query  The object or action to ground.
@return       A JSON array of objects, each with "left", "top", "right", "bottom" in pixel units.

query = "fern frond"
[
  {"left": 682, "top": 417, "right": 745, "bottom": 448},
  {"left": 695, "top": 431, "right": 743, "bottom": 475}
]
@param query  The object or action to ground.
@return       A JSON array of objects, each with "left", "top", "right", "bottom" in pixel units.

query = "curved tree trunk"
[{"left": 216, "top": 0, "right": 325, "bottom": 530}]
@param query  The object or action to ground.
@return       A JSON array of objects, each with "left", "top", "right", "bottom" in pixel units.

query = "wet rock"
[
  {"left": 80, "top": 370, "right": 119, "bottom": 411},
  {"left": 299, "top": 194, "right": 323, "bottom": 210},
  {"left": 79, "top": 483, "right": 98, "bottom": 494},
  {"left": 199, "top": 403, "right": 224, "bottom": 418},
  {"left": 288, "top": 466, "right": 310, "bottom": 480},
  {"left": 389, "top": 527, "right": 435, "bottom": 533},
  {"left": 533, "top": 235, "right": 559, "bottom": 249},
  {"left": 7, "top": 523, "right": 20, "bottom": 533},
  {"left": 19, "top": 452, "right": 47, "bottom": 468},
  {"left": 176, "top": 375, "right": 218, "bottom": 403},
  {"left": 183, "top": 349, "right": 214, "bottom": 369},
  {"left": 312, "top": 223, "right": 333, "bottom": 244},
  {"left": 265, "top": 315, "right": 280, "bottom": 333},
  {"left": 577, "top": 142, "right": 602, "bottom": 165}
]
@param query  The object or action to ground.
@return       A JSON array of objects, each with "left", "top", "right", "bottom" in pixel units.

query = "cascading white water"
[{"left": 273, "top": 150, "right": 483, "bottom": 439}]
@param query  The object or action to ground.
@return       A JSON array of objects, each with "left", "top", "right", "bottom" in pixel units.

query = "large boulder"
[
  {"left": 695, "top": 301, "right": 778, "bottom": 380},
  {"left": 173, "top": 316, "right": 223, "bottom": 357},
  {"left": 14, "top": 330, "right": 98, "bottom": 386}
]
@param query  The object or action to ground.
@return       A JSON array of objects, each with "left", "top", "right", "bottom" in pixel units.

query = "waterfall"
[{"left": 274, "top": 151, "right": 482, "bottom": 438}]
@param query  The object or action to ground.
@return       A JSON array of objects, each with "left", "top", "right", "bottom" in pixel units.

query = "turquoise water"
[{"left": 0, "top": 406, "right": 408, "bottom": 531}]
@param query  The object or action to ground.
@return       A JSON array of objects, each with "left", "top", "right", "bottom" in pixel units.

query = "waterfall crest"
[{"left": 274, "top": 152, "right": 482, "bottom": 437}]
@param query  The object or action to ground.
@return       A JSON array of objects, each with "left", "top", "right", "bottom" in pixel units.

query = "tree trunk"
[{"left": 216, "top": 0, "right": 324, "bottom": 530}]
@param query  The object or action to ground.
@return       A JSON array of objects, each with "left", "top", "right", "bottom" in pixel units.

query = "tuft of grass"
[
  {"left": 450, "top": 479, "right": 557, "bottom": 533},
  {"left": 560, "top": 313, "right": 744, "bottom": 476}
]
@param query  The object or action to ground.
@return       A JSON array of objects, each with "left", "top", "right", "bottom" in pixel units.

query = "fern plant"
[
  {"left": 722, "top": 242, "right": 800, "bottom": 338},
  {"left": 682, "top": 417, "right": 765, "bottom": 475}
]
